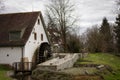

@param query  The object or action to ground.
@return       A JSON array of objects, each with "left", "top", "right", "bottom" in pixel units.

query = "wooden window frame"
[
  {"left": 38, "top": 19, "right": 40, "bottom": 25},
  {"left": 41, "top": 34, "right": 43, "bottom": 41},
  {"left": 9, "top": 31, "right": 21, "bottom": 41},
  {"left": 34, "top": 32, "right": 37, "bottom": 40}
]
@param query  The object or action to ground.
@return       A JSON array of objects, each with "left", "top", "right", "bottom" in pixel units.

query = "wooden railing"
[{"left": 13, "top": 62, "right": 36, "bottom": 72}]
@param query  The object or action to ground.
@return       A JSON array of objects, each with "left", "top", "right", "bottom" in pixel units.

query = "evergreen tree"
[
  {"left": 114, "top": 14, "right": 120, "bottom": 53},
  {"left": 100, "top": 18, "right": 110, "bottom": 34},
  {"left": 100, "top": 17, "right": 112, "bottom": 52}
]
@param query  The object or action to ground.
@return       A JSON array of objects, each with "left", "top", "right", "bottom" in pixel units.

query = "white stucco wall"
[
  {"left": 0, "top": 47, "right": 22, "bottom": 65},
  {"left": 24, "top": 16, "right": 49, "bottom": 62}
]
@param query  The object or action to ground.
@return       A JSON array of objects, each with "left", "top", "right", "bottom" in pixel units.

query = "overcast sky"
[{"left": 0, "top": 0, "right": 117, "bottom": 34}]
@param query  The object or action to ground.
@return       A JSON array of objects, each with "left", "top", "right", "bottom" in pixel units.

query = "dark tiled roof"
[{"left": 0, "top": 11, "right": 40, "bottom": 47}]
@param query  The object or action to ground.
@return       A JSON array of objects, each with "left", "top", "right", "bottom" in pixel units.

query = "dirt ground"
[{"left": 74, "top": 75, "right": 103, "bottom": 80}]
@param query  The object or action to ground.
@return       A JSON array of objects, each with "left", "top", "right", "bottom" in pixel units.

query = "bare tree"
[
  {"left": 86, "top": 26, "right": 102, "bottom": 52},
  {"left": 67, "top": 33, "right": 83, "bottom": 53},
  {"left": 46, "top": 0, "right": 77, "bottom": 52},
  {"left": 116, "top": 0, "right": 120, "bottom": 13},
  {"left": 0, "top": 0, "right": 5, "bottom": 12},
  {"left": 117, "top": 0, "right": 120, "bottom": 5}
]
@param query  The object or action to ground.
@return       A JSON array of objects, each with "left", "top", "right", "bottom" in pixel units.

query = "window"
[
  {"left": 41, "top": 34, "right": 43, "bottom": 41},
  {"left": 9, "top": 31, "right": 21, "bottom": 41},
  {"left": 38, "top": 19, "right": 40, "bottom": 25},
  {"left": 34, "top": 32, "right": 37, "bottom": 40}
]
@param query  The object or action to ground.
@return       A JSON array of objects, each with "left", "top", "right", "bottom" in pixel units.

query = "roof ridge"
[{"left": 0, "top": 11, "right": 41, "bottom": 15}]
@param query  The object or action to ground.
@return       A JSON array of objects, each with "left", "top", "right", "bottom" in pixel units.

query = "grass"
[
  {"left": 0, "top": 65, "right": 12, "bottom": 80},
  {"left": 76, "top": 53, "right": 120, "bottom": 80},
  {"left": 76, "top": 53, "right": 120, "bottom": 69},
  {"left": 61, "top": 67, "right": 97, "bottom": 75},
  {"left": 102, "top": 70, "right": 120, "bottom": 80}
]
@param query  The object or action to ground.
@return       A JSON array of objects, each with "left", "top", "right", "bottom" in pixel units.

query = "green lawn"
[
  {"left": 76, "top": 53, "right": 120, "bottom": 80},
  {"left": 0, "top": 65, "right": 12, "bottom": 80}
]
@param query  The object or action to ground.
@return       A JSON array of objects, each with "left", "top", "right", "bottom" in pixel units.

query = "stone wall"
[{"left": 37, "top": 53, "right": 79, "bottom": 71}]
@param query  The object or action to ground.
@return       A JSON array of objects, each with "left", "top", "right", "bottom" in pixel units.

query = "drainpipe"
[{"left": 21, "top": 47, "right": 24, "bottom": 71}]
